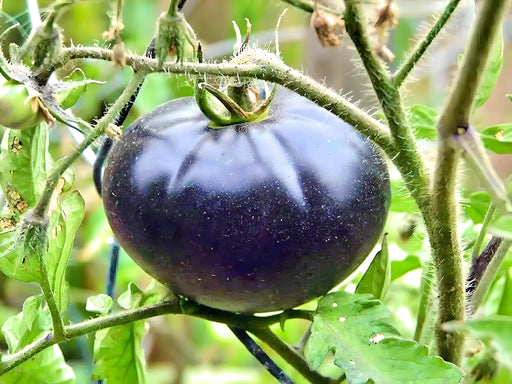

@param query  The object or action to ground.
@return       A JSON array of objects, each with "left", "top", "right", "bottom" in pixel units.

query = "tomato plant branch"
[
  {"left": 429, "top": 141, "right": 465, "bottom": 364},
  {"left": 393, "top": 0, "right": 461, "bottom": 87},
  {"left": 0, "top": 299, "right": 312, "bottom": 375},
  {"left": 51, "top": 46, "right": 395, "bottom": 154},
  {"left": 437, "top": 0, "right": 510, "bottom": 138},
  {"left": 430, "top": 0, "right": 510, "bottom": 364},
  {"left": 342, "top": 0, "right": 430, "bottom": 216},
  {"left": 249, "top": 327, "right": 335, "bottom": 384}
]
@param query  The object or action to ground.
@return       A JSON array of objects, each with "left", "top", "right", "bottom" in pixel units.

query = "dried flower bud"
[
  {"left": 376, "top": 45, "right": 396, "bottom": 63},
  {"left": 374, "top": 0, "right": 400, "bottom": 29},
  {"left": 310, "top": 9, "right": 345, "bottom": 47},
  {"left": 112, "top": 37, "right": 127, "bottom": 68},
  {"left": 106, "top": 123, "right": 123, "bottom": 140}
]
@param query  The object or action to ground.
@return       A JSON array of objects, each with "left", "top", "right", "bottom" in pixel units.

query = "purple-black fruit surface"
[{"left": 102, "top": 88, "right": 390, "bottom": 313}]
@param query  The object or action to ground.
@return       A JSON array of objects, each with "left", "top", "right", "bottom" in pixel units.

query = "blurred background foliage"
[{"left": 0, "top": 1, "right": 512, "bottom": 383}]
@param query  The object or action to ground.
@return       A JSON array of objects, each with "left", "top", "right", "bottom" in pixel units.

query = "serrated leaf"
[
  {"left": 46, "top": 191, "right": 85, "bottom": 313},
  {"left": 480, "top": 124, "right": 512, "bottom": 154},
  {"left": 391, "top": 254, "right": 422, "bottom": 281},
  {"left": 86, "top": 294, "right": 114, "bottom": 315},
  {"left": 474, "top": 29, "right": 503, "bottom": 110},
  {"left": 1, "top": 295, "right": 75, "bottom": 383},
  {"left": 390, "top": 179, "right": 417, "bottom": 213},
  {"left": 356, "top": 235, "right": 390, "bottom": 300},
  {"left": 91, "top": 321, "right": 147, "bottom": 384},
  {"left": 407, "top": 104, "right": 437, "bottom": 140},
  {"left": 489, "top": 214, "right": 512, "bottom": 239},
  {"left": 306, "top": 292, "right": 463, "bottom": 384},
  {"left": 462, "top": 191, "right": 491, "bottom": 224},
  {"left": 444, "top": 316, "right": 512, "bottom": 370}
]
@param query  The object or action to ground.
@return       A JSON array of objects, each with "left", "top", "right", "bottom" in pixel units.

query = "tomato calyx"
[{"left": 195, "top": 80, "right": 277, "bottom": 127}]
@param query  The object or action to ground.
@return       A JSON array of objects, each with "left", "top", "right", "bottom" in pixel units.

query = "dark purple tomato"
[{"left": 103, "top": 88, "right": 390, "bottom": 313}]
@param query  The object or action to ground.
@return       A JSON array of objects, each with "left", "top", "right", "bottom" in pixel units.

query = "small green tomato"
[{"left": 0, "top": 80, "right": 42, "bottom": 130}]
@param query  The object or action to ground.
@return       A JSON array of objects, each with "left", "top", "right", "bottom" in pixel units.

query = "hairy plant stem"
[
  {"left": 438, "top": 0, "right": 510, "bottom": 137},
  {"left": 343, "top": 0, "right": 430, "bottom": 211},
  {"left": 393, "top": 0, "right": 462, "bottom": 87},
  {"left": 429, "top": 141, "right": 465, "bottom": 364},
  {"left": 414, "top": 263, "right": 434, "bottom": 343},
  {"left": 0, "top": 299, "right": 312, "bottom": 376},
  {"left": 52, "top": 47, "right": 395, "bottom": 154},
  {"left": 430, "top": 0, "right": 511, "bottom": 364}
]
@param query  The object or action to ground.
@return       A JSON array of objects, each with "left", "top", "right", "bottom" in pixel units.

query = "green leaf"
[
  {"left": 1, "top": 295, "right": 75, "bottom": 383},
  {"left": 444, "top": 316, "right": 512, "bottom": 371},
  {"left": 355, "top": 235, "right": 390, "bottom": 300},
  {"left": 46, "top": 191, "right": 85, "bottom": 313},
  {"left": 306, "top": 292, "right": 463, "bottom": 384},
  {"left": 480, "top": 124, "right": 512, "bottom": 154},
  {"left": 489, "top": 214, "right": 512, "bottom": 239},
  {"left": 86, "top": 294, "right": 114, "bottom": 315},
  {"left": 474, "top": 29, "right": 504, "bottom": 110},
  {"left": 118, "top": 281, "right": 166, "bottom": 310},
  {"left": 390, "top": 179, "right": 417, "bottom": 213},
  {"left": 462, "top": 191, "right": 491, "bottom": 224},
  {"left": 91, "top": 282, "right": 166, "bottom": 383},
  {"left": 91, "top": 321, "right": 147, "bottom": 383},
  {"left": 407, "top": 104, "right": 437, "bottom": 140},
  {"left": 391, "top": 254, "right": 422, "bottom": 281}
]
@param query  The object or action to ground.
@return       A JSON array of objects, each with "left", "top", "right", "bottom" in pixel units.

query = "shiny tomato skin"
[{"left": 103, "top": 88, "right": 390, "bottom": 313}]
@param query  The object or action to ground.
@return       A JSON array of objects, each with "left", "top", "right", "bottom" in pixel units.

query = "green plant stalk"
[
  {"left": 249, "top": 327, "right": 334, "bottom": 384},
  {"left": 437, "top": 0, "right": 510, "bottom": 137},
  {"left": 470, "top": 239, "right": 512, "bottom": 313},
  {"left": 413, "top": 263, "right": 433, "bottom": 343},
  {"left": 52, "top": 47, "right": 395, "bottom": 154},
  {"left": 0, "top": 299, "right": 312, "bottom": 376},
  {"left": 343, "top": 0, "right": 430, "bottom": 212},
  {"left": 429, "top": 0, "right": 511, "bottom": 364},
  {"left": 429, "top": 141, "right": 465, "bottom": 364},
  {"left": 471, "top": 204, "right": 496, "bottom": 260},
  {"left": 393, "top": 0, "right": 462, "bottom": 87}
]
